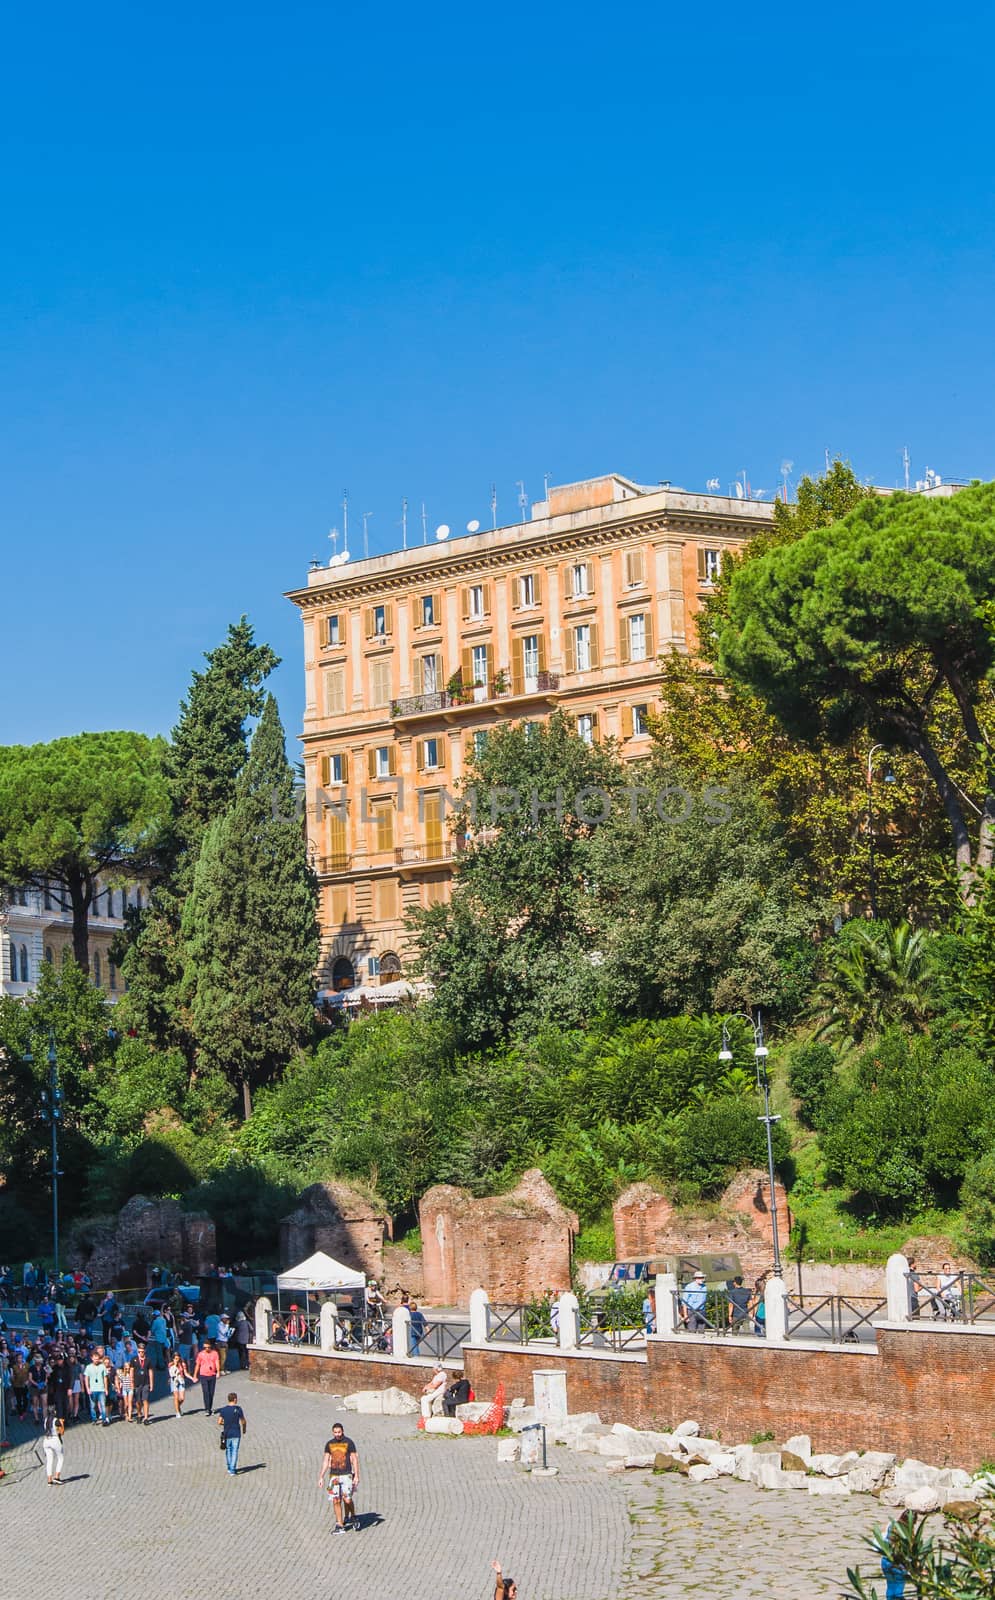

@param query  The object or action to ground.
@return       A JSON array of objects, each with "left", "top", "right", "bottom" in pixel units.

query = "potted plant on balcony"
[
  {"left": 491, "top": 669, "right": 509, "bottom": 697},
  {"left": 446, "top": 670, "right": 467, "bottom": 705}
]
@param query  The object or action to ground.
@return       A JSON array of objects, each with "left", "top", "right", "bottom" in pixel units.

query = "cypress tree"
[{"left": 182, "top": 695, "right": 319, "bottom": 1116}]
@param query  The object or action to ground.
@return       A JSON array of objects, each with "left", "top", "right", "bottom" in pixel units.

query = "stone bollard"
[
  {"left": 763, "top": 1275, "right": 788, "bottom": 1344},
  {"left": 886, "top": 1252, "right": 911, "bottom": 1322},
  {"left": 654, "top": 1273, "right": 678, "bottom": 1336},
  {"left": 319, "top": 1300, "right": 339, "bottom": 1353},
  {"left": 469, "top": 1286, "right": 489, "bottom": 1345},
  {"left": 392, "top": 1303, "right": 412, "bottom": 1358},
  {"left": 533, "top": 1369, "right": 568, "bottom": 1424},
  {"left": 254, "top": 1296, "right": 272, "bottom": 1344},
  {"left": 556, "top": 1292, "right": 579, "bottom": 1351}
]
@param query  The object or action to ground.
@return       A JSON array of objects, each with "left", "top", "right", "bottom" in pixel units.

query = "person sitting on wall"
[
  {"left": 285, "top": 1304, "right": 308, "bottom": 1343},
  {"left": 443, "top": 1375, "right": 472, "bottom": 1417},
  {"left": 269, "top": 1316, "right": 287, "bottom": 1343},
  {"left": 420, "top": 1364, "right": 448, "bottom": 1419}
]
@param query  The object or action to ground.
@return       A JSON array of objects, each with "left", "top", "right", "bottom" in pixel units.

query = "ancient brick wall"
[
  {"left": 420, "top": 1170, "right": 578, "bottom": 1306},
  {"left": 68, "top": 1196, "right": 216, "bottom": 1284},
  {"left": 612, "top": 1169, "right": 791, "bottom": 1283},
  {"left": 251, "top": 1346, "right": 434, "bottom": 1398},
  {"left": 280, "top": 1181, "right": 388, "bottom": 1279}
]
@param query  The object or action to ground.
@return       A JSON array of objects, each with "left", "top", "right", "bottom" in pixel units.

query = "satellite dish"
[
  {"left": 466, "top": 519, "right": 480, "bottom": 533},
  {"left": 435, "top": 524, "right": 450, "bottom": 541},
  {"left": 341, "top": 550, "right": 350, "bottom": 562},
  {"left": 734, "top": 483, "right": 745, "bottom": 499}
]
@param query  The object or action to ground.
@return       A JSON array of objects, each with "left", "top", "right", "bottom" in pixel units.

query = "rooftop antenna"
[
  {"left": 328, "top": 526, "right": 340, "bottom": 559},
  {"left": 824, "top": 447, "right": 831, "bottom": 474},
  {"left": 902, "top": 446, "right": 910, "bottom": 493},
  {"left": 780, "top": 459, "right": 793, "bottom": 503},
  {"left": 401, "top": 496, "right": 408, "bottom": 550},
  {"left": 342, "top": 490, "right": 349, "bottom": 547},
  {"left": 421, "top": 502, "right": 428, "bottom": 545},
  {"left": 543, "top": 471, "right": 551, "bottom": 502},
  {"left": 362, "top": 511, "right": 372, "bottom": 560},
  {"left": 516, "top": 480, "right": 528, "bottom": 524},
  {"left": 490, "top": 483, "right": 498, "bottom": 528},
  {"left": 706, "top": 477, "right": 720, "bottom": 493}
]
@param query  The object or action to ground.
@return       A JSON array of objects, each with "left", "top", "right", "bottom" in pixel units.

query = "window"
[
  {"left": 423, "top": 878, "right": 448, "bottom": 907},
  {"left": 574, "top": 624, "right": 591, "bottom": 672},
  {"left": 629, "top": 614, "right": 647, "bottom": 663},
  {"left": 421, "top": 594, "right": 436, "bottom": 627},
  {"left": 109, "top": 959, "right": 117, "bottom": 992},
  {"left": 380, "top": 950, "right": 402, "bottom": 983},
  {"left": 93, "top": 952, "right": 101, "bottom": 985},
  {"left": 520, "top": 572, "right": 537, "bottom": 608},
  {"left": 43, "top": 883, "right": 52, "bottom": 911},
  {"left": 374, "top": 882, "right": 399, "bottom": 922},
  {"left": 423, "top": 791, "right": 444, "bottom": 860},
  {"left": 321, "top": 752, "right": 347, "bottom": 786},
  {"left": 624, "top": 549, "right": 645, "bottom": 588},
  {"left": 577, "top": 713, "right": 598, "bottom": 747},
  {"left": 421, "top": 738, "right": 441, "bottom": 770},
  {"left": 420, "top": 654, "right": 439, "bottom": 695},
  {"left": 44, "top": 945, "right": 53, "bottom": 965},
  {"left": 633, "top": 703, "right": 649, "bottom": 736},
  {"left": 471, "top": 644, "right": 489, "bottom": 688},
  {"left": 698, "top": 547, "right": 722, "bottom": 584},
  {"left": 472, "top": 729, "right": 489, "bottom": 758},
  {"left": 365, "top": 602, "right": 394, "bottom": 638},
  {"left": 461, "top": 581, "right": 491, "bottom": 621},
  {"left": 327, "top": 811, "right": 348, "bottom": 869},
  {"left": 323, "top": 666, "right": 346, "bottom": 716},
  {"left": 327, "top": 614, "right": 341, "bottom": 646},
  {"left": 332, "top": 956, "right": 355, "bottom": 991},
  {"left": 374, "top": 746, "right": 392, "bottom": 780},
  {"left": 522, "top": 635, "right": 540, "bottom": 684},
  {"left": 373, "top": 604, "right": 387, "bottom": 636},
  {"left": 524, "top": 720, "right": 541, "bottom": 741},
  {"left": 371, "top": 799, "right": 394, "bottom": 852},
  {"left": 369, "top": 660, "right": 391, "bottom": 708},
  {"left": 367, "top": 954, "right": 381, "bottom": 978},
  {"left": 571, "top": 561, "right": 593, "bottom": 599},
  {"left": 330, "top": 885, "right": 351, "bottom": 925},
  {"left": 469, "top": 584, "right": 485, "bottom": 620}
]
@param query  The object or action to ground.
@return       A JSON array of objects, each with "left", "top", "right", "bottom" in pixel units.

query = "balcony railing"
[
  {"left": 394, "top": 840, "right": 463, "bottom": 867},
  {"left": 316, "top": 854, "right": 351, "bottom": 875},
  {"left": 391, "top": 673, "right": 560, "bottom": 721}
]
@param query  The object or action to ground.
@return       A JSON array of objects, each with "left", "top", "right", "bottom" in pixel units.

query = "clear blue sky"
[{"left": 2, "top": 2, "right": 993, "bottom": 749}]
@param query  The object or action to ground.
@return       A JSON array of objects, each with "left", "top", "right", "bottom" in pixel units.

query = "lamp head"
[{"left": 718, "top": 1047, "right": 733, "bottom": 1063}]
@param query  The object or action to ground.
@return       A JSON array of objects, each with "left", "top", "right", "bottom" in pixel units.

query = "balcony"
[
  {"left": 394, "top": 839, "right": 463, "bottom": 877},
  {"left": 391, "top": 673, "right": 560, "bottom": 725},
  {"left": 315, "top": 853, "right": 352, "bottom": 876}
]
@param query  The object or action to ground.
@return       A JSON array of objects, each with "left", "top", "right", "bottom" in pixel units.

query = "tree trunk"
[
  {"left": 241, "top": 1078, "right": 252, "bottom": 1120},
  {"left": 65, "top": 867, "right": 92, "bottom": 973},
  {"left": 903, "top": 727, "right": 976, "bottom": 903}
]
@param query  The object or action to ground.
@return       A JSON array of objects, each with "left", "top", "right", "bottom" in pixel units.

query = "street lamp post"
[
  {"left": 866, "top": 743, "right": 884, "bottom": 919},
  {"left": 719, "top": 1010, "right": 782, "bottom": 1278},
  {"left": 39, "top": 1032, "right": 64, "bottom": 1277}
]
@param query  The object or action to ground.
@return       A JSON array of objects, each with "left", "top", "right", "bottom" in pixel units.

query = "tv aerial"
[
  {"left": 435, "top": 524, "right": 451, "bottom": 541},
  {"left": 706, "top": 477, "right": 720, "bottom": 492}
]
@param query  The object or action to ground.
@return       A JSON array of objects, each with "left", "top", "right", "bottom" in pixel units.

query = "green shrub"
[
  {"left": 961, "top": 1151, "right": 995, "bottom": 1265},
  {"left": 787, "top": 1041, "right": 836, "bottom": 1129}
]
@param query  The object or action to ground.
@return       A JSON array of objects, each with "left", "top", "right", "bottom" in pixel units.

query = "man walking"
[
  {"left": 147, "top": 1306, "right": 169, "bottom": 1371},
  {"left": 129, "top": 1341, "right": 154, "bottom": 1424},
  {"left": 193, "top": 1339, "right": 221, "bottom": 1415},
  {"left": 216, "top": 1391, "right": 247, "bottom": 1475},
  {"left": 234, "top": 1309, "right": 251, "bottom": 1370},
  {"left": 84, "top": 1347, "right": 110, "bottom": 1425},
  {"left": 318, "top": 1422, "right": 360, "bottom": 1534}
]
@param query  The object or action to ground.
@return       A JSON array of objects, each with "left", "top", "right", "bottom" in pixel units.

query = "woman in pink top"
[{"left": 193, "top": 1340, "right": 221, "bottom": 1416}]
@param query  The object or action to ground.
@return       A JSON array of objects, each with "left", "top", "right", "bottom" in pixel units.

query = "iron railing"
[
  {"left": 412, "top": 1319, "right": 465, "bottom": 1361},
  {"left": 485, "top": 1303, "right": 530, "bottom": 1345},
  {"left": 578, "top": 1306, "right": 646, "bottom": 1353},
  {"left": 670, "top": 1288, "right": 750, "bottom": 1335},
  {"left": 907, "top": 1270, "right": 995, "bottom": 1324},
  {"left": 784, "top": 1294, "right": 886, "bottom": 1343}
]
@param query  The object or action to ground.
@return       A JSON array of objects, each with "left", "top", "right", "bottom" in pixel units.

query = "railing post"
[
  {"left": 885, "top": 1253, "right": 910, "bottom": 1322},
  {"left": 764, "top": 1274, "right": 788, "bottom": 1344},
  {"left": 469, "top": 1286, "right": 489, "bottom": 1344},
  {"left": 319, "top": 1300, "right": 338, "bottom": 1352},
  {"left": 654, "top": 1272, "right": 678, "bottom": 1335},
  {"left": 392, "top": 1304, "right": 412, "bottom": 1359},
  {"left": 254, "top": 1295, "right": 272, "bottom": 1344},
  {"left": 556, "top": 1291, "right": 579, "bottom": 1351}
]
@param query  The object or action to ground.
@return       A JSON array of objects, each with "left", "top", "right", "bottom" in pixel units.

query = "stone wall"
[
  {"left": 420, "top": 1169, "right": 578, "bottom": 1306},
  {"left": 280, "top": 1181, "right": 388, "bottom": 1279},
  {"left": 251, "top": 1346, "right": 438, "bottom": 1398},
  {"left": 67, "top": 1195, "right": 216, "bottom": 1285},
  {"left": 613, "top": 1169, "right": 791, "bottom": 1284}
]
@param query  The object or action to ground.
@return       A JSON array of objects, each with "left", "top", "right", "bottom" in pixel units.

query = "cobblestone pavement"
[{"left": 1, "top": 1377, "right": 884, "bottom": 1599}]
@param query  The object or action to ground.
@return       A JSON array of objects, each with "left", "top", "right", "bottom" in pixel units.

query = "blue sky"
[{"left": 2, "top": 2, "right": 993, "bottom": 748}]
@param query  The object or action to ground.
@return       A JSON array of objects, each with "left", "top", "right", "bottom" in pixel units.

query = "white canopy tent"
[{"left": 277, "top": 1250, "right": 365, "bottom": 1292}]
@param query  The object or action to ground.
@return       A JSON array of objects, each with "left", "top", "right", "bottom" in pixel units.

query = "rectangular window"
[
  {"left": 323, "top": 666, "right": 346, "bottom": 716},
  {"left": 468, "top": 584, "right": 485, "bottom": 620},
  {"left": 325, "top": 753, "right": 346, "bottom": 785},
  {"left": 471, "top": 644, "right": 489, "bottom": 687},
  {"left": 369, "top": 660, "right": 391, "bottom": 707},
  {"left": 571, "top": 562, "right": 589, "bottom": 598},
  {"left": 520, "top": 573, "right": 536, "bottom": 608},
  {"left": 633, "top": 703, "right": 649, "bottom": 736},
  {"left": 577, "top": 713, "right": 596, "bottom": 747},
  {"left": 421, "top": 655, "right": 439, "bottom": 694},
  {"left": 523, "top": 634, "right": 540, "bottom": 683},
  {"left": 423, "top": 737, "right": 440, "bottom": 770},
  {"left": 421, "top": 594, "right": 436, "bottom": 627},
  {"left": 108, "top": 960, "right": 117, "bottom": 992},
  {"left": 423, "top": 791, "right": 444, "bottom": 860},
  {"left": 374, "top": 603, "right": 387, "bottom": 635},
  {"left": 624, "top": 549, "right": 645, "bottom": 588},
  {"left": 372, "top": 799, "right": 394, "bottom": 852},
  {"left": 374, "top": 879, "right": 399, "bottom": 921},
  {"left": 327, "top": 614, "right": 341, "bottom": 646},
  {"left": 472, "top": 730, "right": 488, "bottom": 758},
  {"left": 330, "top": 885, "right": 351, "bottom": 924},
  {"left": 698, "top": 547, "right": 722, "bottom": 584},
  {"left": 374, "top": 746, "right": 391, "bottom": 780},
  {"left": 574, "top": 624, "right": 592, "bottom": 672},
  {"left": 629, "top": 613, "right": 647, "bottom": 663},
  {"left": 327, "top": 811, "right": 349, "bottom": 869}
]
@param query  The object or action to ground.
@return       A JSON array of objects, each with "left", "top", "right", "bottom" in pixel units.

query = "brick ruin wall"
[{"left": 420, "top": 1169, "right": 578, "bottom": 1306}]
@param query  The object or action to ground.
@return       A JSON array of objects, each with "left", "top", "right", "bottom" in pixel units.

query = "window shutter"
[
  {"left": 585, "top": 560, "right": 595, "bottom": 595},
  {"left": 621, "top": 705, "right": 634, "bottom": 738},
  {"left": 416, "top": 740, "right": 424, "bottom": 772},
  {"left": 534, "top": 570, "right": 543, "bottom": 605},
  {"left": 460, "top": 585, "right": 470, "bottom": 620},
  {"left": 464, "top": 733, "right": 474, "bottom": 762},
  {"left": 411, "top": 597, "right": 420, "bottom": 631},
  {"left": 461, "top": 646, "right": 473, "bottom": 686},
  {"left": 383, "top": 602, "right": 393, "bottom": 635},
  {"left": 364, "top": 605, "right": 374, "bottom": 638},
  {"left": 388, "top": 744, "right": 398, "bottom": 776},
  {"left": 434, "top": 652, "right": 444, "bottom": 686},
  {"left": 564, "top": 629, "right": 576, "bottom": 674},
  {"left": 620, "top": 618, "right": 631, "bottom": 665},
  {"left": 320, "top": 754, "right": 331, "bottom": 787},
  {"left": 413, "top": 657, "right": 423, "bottom": 696},
  {"left": 512, "top": 635, "right": 524, "bottom": 693},
  {"left": 591, "top": 712, "right": 600, "bottom": 743},
  {"left": 537, "top": 634, "right": 547, "bottom": 673},
  {"left": 367, "top": 748, "right": 376, "bottom": 780},
  {"left": 697, "top": 547, "right": 708, "bottom": 581},
  {"left": 481, "top": 580, "right": 491, "bottom": 616},
  {"left": 589, "top": 622, "right": 600, "bottom": 670},
  {"left": 432, "top": 591, "right": 441, "bottom": 624},
  {"left": 626, "top": 549, "right": 644, "bottom": 587},
  {"left": 323, "top": 667, "right": 345, "bottom": 716},
  {"left": 437, "top": 738, "right": 447, "bottom": 769},
  {"left": 340, "top": 752, "right": 349, "bottom": 783},
  {"left": 562, "top": 566, "right": 573, "bottom": 602},
  {"left": 328, "top": 813, "right": 347, "bottom": 867},
  {"left": 645, "top": 613, "right": 655, "bottom": 658}
]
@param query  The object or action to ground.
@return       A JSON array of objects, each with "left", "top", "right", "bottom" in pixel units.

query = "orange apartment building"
[{"left": 287, "top": 473, "right": 775, "bottom": 993}]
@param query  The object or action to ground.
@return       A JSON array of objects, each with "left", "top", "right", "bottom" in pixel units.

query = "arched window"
[
  {"left": 19, "top": 945, "right": 29, "bottom": 982},
  {"left": 379, "top": 951, "right": 402, "bottom": 984},
  {"left": 108, "top": 959, "right": 117, "bottom": 991},
  {"left": 331, "top": 956, "right": 355, "bottom": 992},
  {"left": 93, "top": 951, "right": 102, "bottom": 985},
  {"left": 44, "top": 946, "right": 54, "bottom": 965}
]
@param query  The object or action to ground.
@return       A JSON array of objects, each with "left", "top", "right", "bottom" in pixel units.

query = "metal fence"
[
  {"left": 784, "top": 1294, "right": 886, "bottom": 1343},
  {"left": 578, "top": 1306, "right": 646, "bottom": 1353},
  {"left": 670, "top": 1288, "right": 752, "bottom": 1336},
  {"left": 908, "top": 1271, "right": 995, "bottom": 1324},
  {"left": 485, "top": 1303, "right": 530, "bottom": 1345},
  {"left": 412, "top": 1318, "right": 465, "bottom": 1361}
]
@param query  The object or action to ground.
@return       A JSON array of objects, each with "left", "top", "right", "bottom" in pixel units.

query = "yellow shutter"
[
  {"left": 534, "top": 570, "right": 543, "bottom": 605},
  {"left": 460, "top": 585, "right": 470, "bottom": 620},
  {"left": 416, "top": 741, "right": 424, "bottom": 772},
  {"left": 591, "top": 712, "right": 600, "bottom": 743},
  {"left": 364, "top": 605, "right": 374, "bottom": 637},
  {"left": 461, "top": 646, "right": 472, "bottom": 687},
  {"left": 645, "top": 613, "right": 655, "bottom": 658},
  {"left": 562, "top": 565, "right": 573, "bottom": 602},
  {"left": 620, "top": 618, "right": 631, "bottom": 665},
  {"left": 411, "top": 597, "right": 420, "bottom": 631},
  {"left": 320, "top": 754, "right": 331, "bottom": 786},
  {"left": 367, "top": 748, "right": 376, "bottom": 780},
  {"left": 537, "top": 634, "right": 547, "bottom": 673},
  {"left": 585, "top": 560, "right": 595, "bottom": 595},
  {"left": 388, "top": 744, "right": 398, "bottom": 776},
  {"left": 697, "top": 547, "right": 708, "bottom": 582},
  {"left": 564, "top": 628, "right": 576, "bottom": 674},
  {"left": 621, "top": 705, "right": 634, "bottom": 738},
  {"left": 424, "top": 792, "right": 443, "bottom": 860},
  {"left": 481, "top": 580, "right": 491, "bottom": 615},
  {"left": 413, "top": 657, "right": 423, "bottom": 696},
  {"left": 464, "top": 733, "right": 474, "bottom": 761},
  {"left": 626, "top": 549, "right": 644, "bottom": 587},
  {"left": 437, "top": 738, "right": 447, "bottom": 769},
  {"left": 383, "top": 602, "right": 393, "bottom": 634},
  {"left": 328, "top": 813, "right": 348, "bottom": 868},
  {"left": 340, "top": 752, "right": 349, "bottom": 783},
  {"left": 432, "top": 591, "right": 441, "bottom": 624},
  {"left": 511, "top": 636, "right": 524, "bottom": 693},
  {"left": 434, "top": 652, "right": 444, "bottom": 687},
  {"left": 589, "top": 622, "right": 600, "bottom": 670}
]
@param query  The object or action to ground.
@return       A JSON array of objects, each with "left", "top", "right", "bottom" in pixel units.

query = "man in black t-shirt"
[
  {"left": 216, "top": 1391, "right": 247, "bottom": 1475},
  {"left": 317, "top": 1422, "right": 360, "bottom": 1533}
]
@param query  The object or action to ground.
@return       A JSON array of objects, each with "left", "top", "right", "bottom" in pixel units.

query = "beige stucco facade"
[{"left": 287, "top": 473, "right": 774, "bottom": 991}]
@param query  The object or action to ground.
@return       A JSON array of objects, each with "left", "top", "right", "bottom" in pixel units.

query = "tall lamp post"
[
  {"left": 866, "top": 743, "right": 884, "bottom": 919},
  {"left": 719, "top": 1010, "right": 782, "bottom": 1278},
  {"left": 38, "top": 1032, "right": 64, "bottom": 1277}
]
